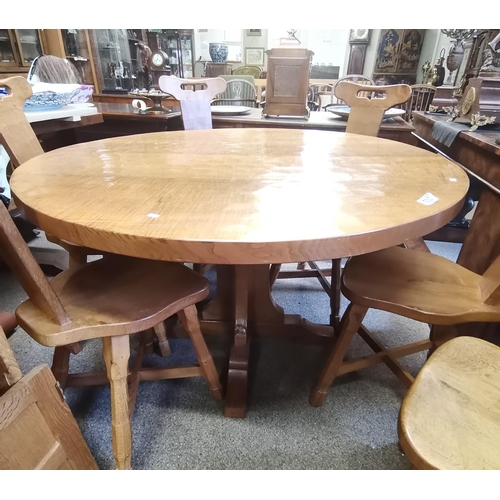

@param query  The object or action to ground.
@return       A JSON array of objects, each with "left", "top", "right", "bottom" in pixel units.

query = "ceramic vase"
[{"left": 209, "top": 43, "right": 229, "bottom": 63}]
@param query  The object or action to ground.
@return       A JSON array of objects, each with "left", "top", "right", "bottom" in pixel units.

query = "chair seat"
[
  {"left": 399, "top": 336, "right": 500, "bottom": 470},
  {"left": 16, "top": 256, "right": 209, "bottom": 346},
  {"left": 342, "top": 246, "right": 500, "bottom": 324}
]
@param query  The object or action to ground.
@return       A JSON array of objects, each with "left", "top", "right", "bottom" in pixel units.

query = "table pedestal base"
[{"left": 193, "top": 264, "right": 334, "bottom": 417}]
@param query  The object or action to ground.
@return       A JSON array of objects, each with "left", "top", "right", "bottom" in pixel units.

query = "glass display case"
[
  {"left": 0, "top": 29, "right": 44, "bottom": 68},
  {"left": 0, "top": 30, "right": 17, "bottom": 66},
  {"left": 17, "top": 29, "right": 44, "bottom": 65},
  {"left": 146, "top": 30, "right": 194, "bottom": 78},
  {"left": 91, "top": 29, "right": 134, "bottom": 93},
  {"left": 60, "top": 29, "right": 94, "bottom": 85}
]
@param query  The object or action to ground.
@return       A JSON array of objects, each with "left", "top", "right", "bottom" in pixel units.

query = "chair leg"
[
  {"left": 178, "top": 305, "right": 223, "bottom": 401},
  {"left": 330, "top": 258, "right": 342, "bottom": 331},
  {"left": 102, "top": 335, "right": 132, "bottom": 470},
  {"left": 153, "top": 321, "right": 171, "bottom": 357},
  {"left": 297, "top": 261, "right": 306, "bottom": 270},
  {"left": 51, "top": 346, "right": 72, "bottom": 389},
  {"left": 309, "top": 303, "right": 368, "bottom": 407},
  {"left": 65, "top": 249, "right": 86, "bottom": 354}
]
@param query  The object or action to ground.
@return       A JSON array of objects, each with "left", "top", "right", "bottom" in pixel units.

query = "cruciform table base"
[{"left": 192, "top": 264, "right": 334, "bottom": 418}]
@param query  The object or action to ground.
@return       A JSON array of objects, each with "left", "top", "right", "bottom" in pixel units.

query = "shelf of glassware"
[{"left": 0, "top": 29, "right": 45, "bottom": 72}]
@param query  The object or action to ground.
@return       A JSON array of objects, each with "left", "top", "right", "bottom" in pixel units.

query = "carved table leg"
[
  {"left": 191, "top": 264, "right": 334, "bottom": 417},
  {"left": 224, "top": 265, "right": 250, "bottom": 418}
]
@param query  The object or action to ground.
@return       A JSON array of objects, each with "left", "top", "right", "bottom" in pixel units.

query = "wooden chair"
[
  {"left": 0, "top": 76, "right": 105, "bottom": 271},
  {"left": 0, "top": 326, "right": 98, "bottom": 469},
  {"left": 399, "top": 336, "right": 500, "bottom": 469},
  {"left": 308, "top": 244, "right": 500, "bottom": 407},
  {"left": 272, "top": 82, "right": 413, "bottom": 329},
  {"left": 0, "top": 77, "right": 172, "bottom": 364},
  {"left": 402, "top": 84, "right": 437, "bottom": 122},
  {"left": 232, "top": 66, "right": 261, "bottom": 79},
  {"left": 0, "top": 198, "right": 222, "bottom": 469},
  {"left": 212, "top": 78, "right": 258, "bottom": 108},
  {"left": 159, "top": 75, "right": 226, "bottom": 276},
  {"left": 307, "top": 83, "right": 334, "bottom": 111},
  {"left": 158, "top": 75, "right": 226, "bottom": 130},
  {"left": 326, "top": 74, "right": 375, "bottom": 107}
]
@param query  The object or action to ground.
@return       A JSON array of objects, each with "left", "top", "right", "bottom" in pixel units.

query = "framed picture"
[
  {"left": 247, "top": 29, "right": 262, "bottom": 36},
  {"left": 245, "top": 47, "right": 265, "bottom": 66}
]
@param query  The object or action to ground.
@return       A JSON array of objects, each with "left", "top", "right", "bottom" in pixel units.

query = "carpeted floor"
[{"left": 1, "top": 234, "right": 461, "bottom": 470}]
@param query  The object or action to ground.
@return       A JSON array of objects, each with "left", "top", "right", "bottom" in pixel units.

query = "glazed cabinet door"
[
  {"left": 0, "top": 30, "right": 19, "bottom": 67},
  {"left": 14, "top": 29, "right": 45, "bottom": 67}
]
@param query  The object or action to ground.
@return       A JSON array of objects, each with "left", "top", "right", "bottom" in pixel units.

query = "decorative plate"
[
  {"left": 327, "top": 105, "right": 405, "bottom": 120},
  {"left": 23, "top": 90, "right": 77, "bottom": 110},
  {"left": 210, "top": 105, "right": 252, "bottom": 116}
]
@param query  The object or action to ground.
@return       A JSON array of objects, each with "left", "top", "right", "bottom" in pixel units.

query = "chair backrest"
[
  {"left": 158, "top": 75, "right": 226, "bottom": 130},
  {"left": 233, "top": 66, "right": 261, "bottom": 79},
  {"left": 335, "top": 81, "right": 412, "bottom": 136},
  {"left": 0, "top": 77, "right": 44, "bottom": 167},
  {"left": 308, "top": 83, "right": 334, "bottom": 111},
  {"left": 334, "top": 74, "right": 375, "bottom": 104},
  {"left": 212, "top": 78, "right": 257, "bottom": 107},
  {"left": 0, "top": 200, "right": 70, "bottom": 325},
  {"left": 403, "top": 84, "right": 437, "bottom": 122}
]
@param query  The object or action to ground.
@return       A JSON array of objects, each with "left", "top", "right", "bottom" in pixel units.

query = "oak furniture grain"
[
  {"left": 10, "top": 128, "right": 469, "bottom": 418},
  {"left": 0, "top": 326, "right": 98, "bottom": 469},
  {"left": 262, "top": 47, "right": 314, "bottom": 118},
  {"left": 328, "top": 74, "right": 375, "bottom": 106},
  {"left": 0, "top": 76, "right": 172, "bottom": 361},
  {"left": 399, "top": 336, "right": 500, "bottom": 470},
  {"left": 273, "top": 82, "right": 414, "bottom": 329},
  {"left": 0, "top": 198, "right": 222, "bottom": 469},
  {"left": 158, "top": 75, "right": 226, "bottom": 130},
  {"left": 412, "top": 111, "right": 500, "bottom": 344},
  {"left": 307, "top": 240, "right": 500, "bottom": 407},
  {"left": 334, "top": 81, "right": 412, "bottom": 136}
]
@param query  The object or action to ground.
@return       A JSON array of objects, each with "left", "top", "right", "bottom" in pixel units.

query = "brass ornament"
[{"left": 462, "top": 87, "right": 476, "bottom": 115}]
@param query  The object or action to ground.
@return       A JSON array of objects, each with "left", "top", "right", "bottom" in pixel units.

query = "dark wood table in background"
[
  {"left": 211, "top": 108, "right": 416, "bottom": 144},
  {"left": 84, "top": 104, "right": 415, "bottom": 145}
]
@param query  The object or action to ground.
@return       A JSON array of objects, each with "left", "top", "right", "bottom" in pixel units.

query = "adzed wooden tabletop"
[{"left": 11, "top": 128, "right": 469, "bottom": 265}]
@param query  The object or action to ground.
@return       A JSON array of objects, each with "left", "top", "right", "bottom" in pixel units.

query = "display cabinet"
[
  {"left": 146, "top": 30, "right": 194, "bottom": 78},
  {"left": 41, "top": 29, "right": 98, "bottom": 88},
  {"left": 0, "top": 30, "right": 17, "bottom": 68},
  {"left": 0, "top": 29, "right": 45, "bottom": 74},
  {"left": 90, "top": 29, "right": 135, "bottom": 94}
]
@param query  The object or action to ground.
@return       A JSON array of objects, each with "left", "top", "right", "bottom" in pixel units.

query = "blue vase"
[{"left": 209, "top": 43, "right": 229, "bottom": 63}]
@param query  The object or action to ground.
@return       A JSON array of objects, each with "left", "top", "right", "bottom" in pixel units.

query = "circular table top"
[{"left": 11, "top": 128, "right": 469, "bottom": 265}]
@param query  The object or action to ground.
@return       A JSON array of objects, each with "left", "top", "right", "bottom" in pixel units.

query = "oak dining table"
[{"left": 10, "top": 128, "right": 469, "bottom": 418}]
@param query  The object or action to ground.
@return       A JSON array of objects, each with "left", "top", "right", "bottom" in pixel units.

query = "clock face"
[
  {"left": 350, "top": 29, "right": 370, "bottom": 42},
  {"left": 152, "top": 52, "right": 164, "bottom": 67}
]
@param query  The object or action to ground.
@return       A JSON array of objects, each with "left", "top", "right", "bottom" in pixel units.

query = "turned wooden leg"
[
  {"left": 143, "top": 328, "right": 154, "bottom": 354},
  {"left": 309, "top": 303, "right": 368, "bottom": 407},
  {"left": 178, "top": 305, "right": 222, "bottom": 401},
  {"left": 51, "top": 346, "right": 71, "bottom": 390},
  {"left": 153, "top": 321, "right": 171, "bottom": 357},
  {"left": 102, "top": 335, "right": 132, "bottom": 470}
]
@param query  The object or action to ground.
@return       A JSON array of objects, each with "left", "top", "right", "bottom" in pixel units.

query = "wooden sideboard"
[{"left": 412, "top": 111, "right": 500, "bottom": 344}]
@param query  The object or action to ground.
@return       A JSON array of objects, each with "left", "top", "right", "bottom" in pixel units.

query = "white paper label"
[{"left": 417, "top": 193, "right": 439, "bottom": 206}]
